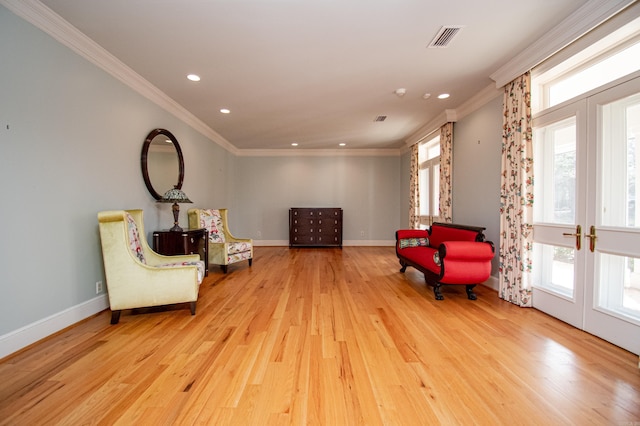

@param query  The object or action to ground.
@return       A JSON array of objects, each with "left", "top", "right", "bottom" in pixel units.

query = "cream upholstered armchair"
[
  {"left": 97, "top": 209, "right": 204, "bottom": 324},
  {"left": 188, "top": 208, "right": 253, "bottom": 273}
]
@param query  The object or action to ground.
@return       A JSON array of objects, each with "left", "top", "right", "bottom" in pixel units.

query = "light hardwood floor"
[{"left": 1, "top": 247, "right": 639, "bottom": 425}]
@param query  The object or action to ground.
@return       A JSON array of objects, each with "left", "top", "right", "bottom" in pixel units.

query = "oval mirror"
[{"left": 141, "top": 128, "right": 185, "bottom": 200}]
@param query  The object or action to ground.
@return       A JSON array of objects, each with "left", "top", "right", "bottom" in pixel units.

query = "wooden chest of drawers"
[{"left": 289, "top": 208, "right": 343, "bottom": 247}]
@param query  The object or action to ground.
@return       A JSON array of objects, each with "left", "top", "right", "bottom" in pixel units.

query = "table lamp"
[{"left": 159, "top": 186, "right": 192, "bottom": 231}]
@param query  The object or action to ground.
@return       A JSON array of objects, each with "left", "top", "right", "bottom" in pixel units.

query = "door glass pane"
[
  {"left": 548, "top": 41, "right": 640, "bottom": 108},
  {"left": 598, "top": 253, "right": 640, "bottom": 323},
  {"left": 428, "top": 142, "right": 440, "bottom": 159},
  {"left": 433, "top": 163, "right": 440, "bottom": 217},
  {"left": 533, "top": 243, "right": 575, "bottom": 297},
  {"left": 600, "top": 93, "right": 640, "bottom": 228},
  {"left": 534, "top": 117, "right": 576, "bottom": 224},
  {"left": 419, "top": 166, "right": 429, "bottom": 216}
]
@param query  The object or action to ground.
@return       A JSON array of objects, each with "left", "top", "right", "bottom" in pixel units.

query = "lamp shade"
[
  {"left": 159, "top": 187, "right": 192, "bottom": 203},
  {"left": 158, "top": 186, "right": 192, "bottom": 231}
]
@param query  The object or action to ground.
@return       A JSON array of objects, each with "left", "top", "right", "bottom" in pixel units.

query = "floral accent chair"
[
  {"left": 98, "top": 209, "right": 204, "bottom": 324},
  {"left": 188, "top": 208, "right": 253, "bottom": 273}
]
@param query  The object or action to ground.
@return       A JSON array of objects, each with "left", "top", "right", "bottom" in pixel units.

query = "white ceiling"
[{"left": 35, "top": 0, "right": 591, "bottom": 150}]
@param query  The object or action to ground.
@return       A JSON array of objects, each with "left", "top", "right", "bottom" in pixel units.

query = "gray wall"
[
  {"left": 233, "top": 155, "right": 401, "bottom": 243},
  {"left": 0, "top": 6, "right": 404, "bottom": 347},
  {"left": 1, "top": 3, "right": 506, "bottom": 354},
  {"left": 0, "top": 6, "right": 231, "bottom": 336},
  {"left": 452, "top": 95, "right": 503, "bottom": 275}
]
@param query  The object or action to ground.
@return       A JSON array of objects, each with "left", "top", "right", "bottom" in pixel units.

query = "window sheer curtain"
[
  {"left": 499, "top": 72, "right": 533, "bottom": 307},
  {"left": 409, "top": 144, "right": 420, "bottom": 229},
  {"left": 439, "top": 122, "right": 453, "bottom": 223}
]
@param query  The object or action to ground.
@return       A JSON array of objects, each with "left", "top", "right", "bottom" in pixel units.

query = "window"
[
  {"left": 417, "top": 135, "right": 440, "bottom": 228},
  {"left": 600, "top": 93, "right": 640, "bottom": 228},
  {"left": 533, "top": 116, "right": 577, "bottom": 225},
  {"left": 532, "top": 16, "right": 640, "bottom": 113}
]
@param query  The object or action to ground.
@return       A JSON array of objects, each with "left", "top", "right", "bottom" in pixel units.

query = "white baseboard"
[
  {"left": 252, "top": 240, "right": 396, "bottom": 247},
  {"left": 252, "top": 240, "right": 289, "bottom": 246},
  {"left": 344, "top": 240, "right": 395, "bottom": 246},
  {"left": 0, "top": 294, "right": 109, "bottom": 360},
  {"left": 482, "top": 275, "right": 499, "bottom": 292}
]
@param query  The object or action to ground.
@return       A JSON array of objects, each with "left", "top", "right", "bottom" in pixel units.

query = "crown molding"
[
  {"left": 454, "top": 83, "right": 502, "bottom": 120},
  {"left": 404, "top": 111, "right": 450, "bottom": 147},
  {"left": 235, "top": 148, "right": 401, "bottom": 157},
  {"left": 490, "top": 0, "right": 636, "bottom": 88},
  {"left": 0, "top": 0, "right": 239, "bottom": 155},
  {"left": 404, "top": 0, "right": 633, "bottom": 146},
  {"left": 404, "top": 83, "right": 502, "bottom": 148}
]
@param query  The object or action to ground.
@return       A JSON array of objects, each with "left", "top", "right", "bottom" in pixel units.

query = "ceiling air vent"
[
  {"left": 428, "top": 25, "right": 464, "bottom": 48},
  {"left": 374, "top": 115, "right": 387, "bottom": 122}
]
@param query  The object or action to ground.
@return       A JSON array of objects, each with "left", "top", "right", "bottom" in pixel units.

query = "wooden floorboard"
[{"left": 1, "top": 246, "right": 639, "bottom": 425}]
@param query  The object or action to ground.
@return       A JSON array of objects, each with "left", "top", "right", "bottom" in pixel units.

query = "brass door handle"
[
  {"left": 584, "top": 225, "right": 597, "bottom": 252},
  {"left": 562, "top": 225, "right": 582, "bottom": 251}
]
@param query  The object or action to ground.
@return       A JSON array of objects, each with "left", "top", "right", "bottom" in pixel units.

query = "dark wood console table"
[
  {"left": 289, "top": 207, "right": 343, "bottom": 247},
  {"left": 153, "top": 228, "right": 209, "bottom": 275}
]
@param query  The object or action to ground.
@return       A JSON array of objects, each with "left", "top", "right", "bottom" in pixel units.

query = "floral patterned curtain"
[
  {"left": 439, "top": 122, "right": 453, "bottom": 223},
  {"left": 499, "top": 72, "right": 533, "bottom": 307},
  {"left": 409, "top": 143, "right": 420, "bottom": 229}
]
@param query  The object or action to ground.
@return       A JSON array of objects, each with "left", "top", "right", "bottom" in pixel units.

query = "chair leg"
[
  {"left": 110, "top": 310, "right": 121, "bottom": 324},
  {"left": 248, "top": 258, "right": 253, "bottom": 267},
  {"left": 466, "top": 285, "right": 477, "bottom": 300},
  {"left": 433, "top": 283, "right": 444, "bottom": 301},
  {"left": 190, "top": 301, "right": 196, "bottom": 315},
  {"left": 221, "top": 265, "right": 228, "bottom": 273}
]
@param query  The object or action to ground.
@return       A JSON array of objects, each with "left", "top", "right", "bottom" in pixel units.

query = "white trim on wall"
[
  {"left": 453, "top": 84, "right": 503, "bottom": 124},
  {"left": 253, "top": 240, "right": 396, "bottom": 247},
  {"left": 490, "top": 0, "right": 636, "bottom": 88},
  {"left": 236, "top": 149, "right": 401, "bottom": 157},
  {"left": 405, "top": 85, "right": 502, "bottom": 147},
  {"left": 0, "top": 0, "right": 239, "bottom": 155},
  {"left": 406, "top": 0, "right": 635, "bottom": 147},
  {"left": 0, "top": 294, "right": 109, "bottom": 360},
  {"left": 0, "top": 0, "right": 403, "bottom": 158},
  {"left": 483, "top": 275, "right": 499, "bottom": 292}
]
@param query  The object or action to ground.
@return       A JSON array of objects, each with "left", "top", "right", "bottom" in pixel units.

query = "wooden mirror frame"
[{"left": 141, "top": 128, "right": 185, "bottom": 200}]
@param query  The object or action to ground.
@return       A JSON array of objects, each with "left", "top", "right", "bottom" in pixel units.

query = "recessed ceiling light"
[
  {"left": 423, "top": 93, "right": 431, "bottom": 99},
  {"left": 291, "top": 142, "right": 298, "bottom": 147},
  {"left": 187, "top": 74, "right": 201, "bottom": 82},
  {"left": 438, "top": 93, "right": 450, "bottom": 99},
  {"left": 339, "top": 143, "right": 346, "bottom": 147},
  {"left": 220, "top": 108, "right": 230, "bottom": 114}
]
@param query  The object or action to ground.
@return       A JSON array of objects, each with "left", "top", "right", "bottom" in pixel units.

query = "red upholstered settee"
[{"left": 395, "top": 223, "right": 495, "bottom": 300}]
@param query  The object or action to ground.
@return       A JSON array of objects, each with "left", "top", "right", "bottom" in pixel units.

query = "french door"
[{"left": 532, "top": 73, "right": 640, "bottom": 355}]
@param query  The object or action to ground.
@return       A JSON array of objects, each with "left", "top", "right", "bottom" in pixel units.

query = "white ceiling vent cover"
[{"left": 428, "top": 26, "right": 464, "bottom": 48}]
